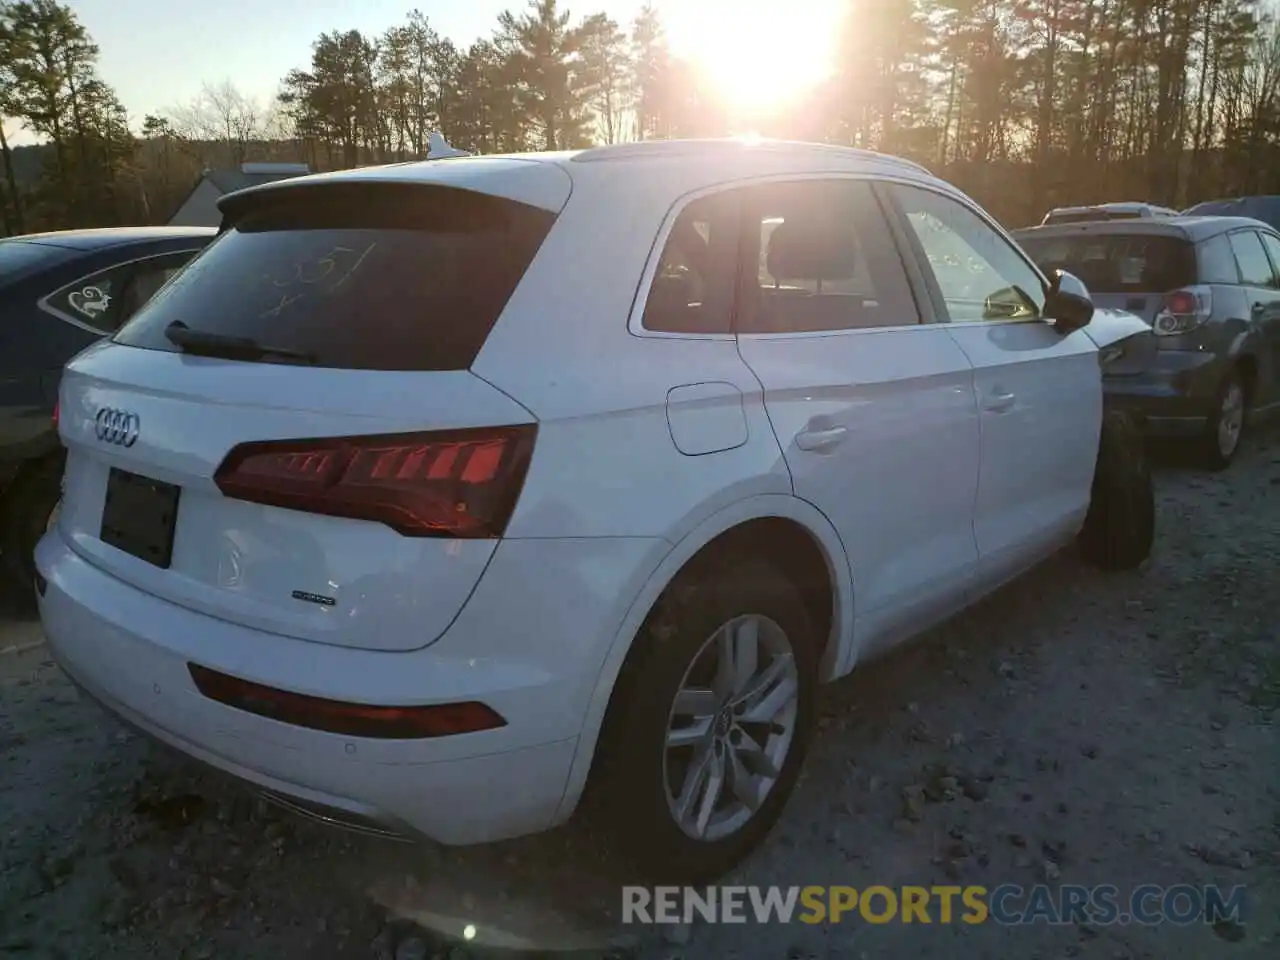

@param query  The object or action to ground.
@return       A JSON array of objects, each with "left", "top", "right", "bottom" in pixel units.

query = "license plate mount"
[{"left": 100, "top": 467, "right": 181, "bottom": 569}]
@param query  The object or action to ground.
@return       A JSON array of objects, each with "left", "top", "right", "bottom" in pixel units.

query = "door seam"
[{"left": 943, "top": 326, "right": 984, "bottom": 575}]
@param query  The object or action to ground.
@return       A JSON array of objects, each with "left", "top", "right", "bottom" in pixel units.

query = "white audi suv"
[{"left": 36, "top": 139, "right": 1155, "bottom": 882}]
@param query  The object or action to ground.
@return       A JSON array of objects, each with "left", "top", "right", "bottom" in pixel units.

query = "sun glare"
[{"left": 664, "top": 0, "right": 841, "bottom": 113}]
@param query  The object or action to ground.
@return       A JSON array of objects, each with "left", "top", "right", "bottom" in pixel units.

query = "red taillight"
[
  {"left": 188, "top": 664, "right": 506, "bottom": 739},
  {"left": 213, "top": 425, "right": 536, "bottom": 538},
  {"left": 1164, "top": 290, "right": 1197, "bottom": 315},
  {"left": 52, "top": 401, "right": 59, "bottom": 428}
]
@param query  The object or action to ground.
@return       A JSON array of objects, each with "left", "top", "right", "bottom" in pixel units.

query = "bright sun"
[{"left": 664, "top": 0, "right": 841, "bottom": 113}]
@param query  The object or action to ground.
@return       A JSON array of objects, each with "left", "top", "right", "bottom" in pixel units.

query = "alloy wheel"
[
  {"left": 1217, "top": 381, "right": 1244, "bottom": 459},
  {"left": 662, "top": 614, "right": 800, "bottom": 842}
]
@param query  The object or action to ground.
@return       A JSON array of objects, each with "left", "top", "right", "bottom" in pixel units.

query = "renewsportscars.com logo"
[{"left": 622, "top": 884, "right": 1248, "bottom": 927}]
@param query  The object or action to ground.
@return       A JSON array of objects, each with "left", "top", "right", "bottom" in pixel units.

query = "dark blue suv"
[
  {"left": 0, "top": 227, "right": 214, "bottom": 603},
  {"left": 1184, "top": 196, "right": 1280, "bottom": 232}
]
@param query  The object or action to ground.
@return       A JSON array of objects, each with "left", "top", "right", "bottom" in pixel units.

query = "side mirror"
[{"left": 1044, "top": 269, "right": 1094, "bottom": 333}]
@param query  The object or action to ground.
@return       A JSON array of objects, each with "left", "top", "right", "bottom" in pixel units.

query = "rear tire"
[
  {"left": 0, "top": 452, "right": 65, "bottom": 607},
  {"left": 1196, "top": 368, "right": 1245, "bottom": 472},
  {"left": 587, "top": 558, "right": 818, "bottom": 884},
  {"left": 1079, "top": 410, "right": 1154, "bottom": 571}
]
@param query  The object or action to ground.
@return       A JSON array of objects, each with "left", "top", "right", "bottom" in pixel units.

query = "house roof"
[
  {"left": 203, "top": 169, "right": 307, "bottom": 194},
  {"left": 168, "top": 164, "right": 311, "bottom": 224}
]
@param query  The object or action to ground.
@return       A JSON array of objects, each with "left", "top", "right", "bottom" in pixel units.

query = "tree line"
[{"left": 2, "top": 0, "right": 1279, "bottom": 236}]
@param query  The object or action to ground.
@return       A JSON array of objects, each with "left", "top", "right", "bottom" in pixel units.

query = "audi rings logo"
[{"left": 94, "top": 407, "right": 140, "bottom": 447}]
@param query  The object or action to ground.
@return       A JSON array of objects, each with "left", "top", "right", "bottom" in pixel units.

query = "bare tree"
[{"left": 165, "top": 79, "right": 265, "bottom": 167}]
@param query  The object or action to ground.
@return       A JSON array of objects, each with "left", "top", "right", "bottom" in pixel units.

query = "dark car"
[
  {"left": 1183, "top": 196, "right": 1280, "bottom": 232},
  {"left": 0, "top": 226, "right": 215, "bottom": 601},
  {"left": 1012, "top": 216, "right": 1280, "bottom": 470}
]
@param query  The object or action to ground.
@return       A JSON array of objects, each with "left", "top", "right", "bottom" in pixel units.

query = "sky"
[{"left": 1, "top": 0, "right": 841, "bottom": 145}]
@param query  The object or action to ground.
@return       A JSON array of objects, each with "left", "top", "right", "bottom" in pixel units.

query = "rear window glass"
[
  {"left": 113, "top": 184, "right": 558, "bottom": 371},
  {"left": 0, "top": 239, "right": 74, "bottom": 283},
  {"left": 1016, "top": 233, "right": 1196, "bottom": 293}
]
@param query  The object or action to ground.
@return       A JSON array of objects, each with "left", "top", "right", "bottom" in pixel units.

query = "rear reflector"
[
  {"left": 1164, "top": 290, "right": 1197, "bottom": 315},
  {"left": 188, "top": 664, "right": 506, "bottom": 739},
  {"left": 213, "top": 424, "right": 536, "bottom": 537}
]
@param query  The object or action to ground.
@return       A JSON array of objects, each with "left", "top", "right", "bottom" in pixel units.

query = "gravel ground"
[{"left": 2, "top": 428, "right": 1277, "bottom": 960}]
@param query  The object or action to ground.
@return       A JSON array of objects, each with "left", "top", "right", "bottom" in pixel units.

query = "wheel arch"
[
  {"left": 1232, "top": 351, "right": 1258, "bottom": 406},
  {"left": 1225, "top": 330, "right": 1260, "bottom": 381},
  {"left": 554, "top": 493, "right": 854, "bottom": 822}
]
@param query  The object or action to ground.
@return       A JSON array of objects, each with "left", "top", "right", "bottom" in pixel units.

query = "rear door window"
[
  {"left": 642, "top": 191, "right": 741, "bottom": 334},
  {"left": 41, "top": 262, "right": 134, "bottom": 333},
  {"left": 114, "top": 184, "right": 559, "bottom": 371},
  {"left": 1227, "top": 230, "right": 1276, "bottom": 287},
  {"left": 1015, "top": 233, "right": 1196, "bottom": 293},
  {"left": 113, "top": 252, "right": 202, "bottom": 330}
]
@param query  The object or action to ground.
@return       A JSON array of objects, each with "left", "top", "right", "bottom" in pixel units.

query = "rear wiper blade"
[{"left": 164, "top": 320, "right": 317, "bottom": 364}]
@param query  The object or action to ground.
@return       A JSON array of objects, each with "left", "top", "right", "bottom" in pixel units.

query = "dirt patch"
[{"left": 1, "top": 430, "right": 1277, "bottom": 960}]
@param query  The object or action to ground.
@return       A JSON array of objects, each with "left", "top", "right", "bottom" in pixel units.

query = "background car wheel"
[
  {"left": 1079, "top": 410, "right": 1154, "bottom": 571},
  {"left": 588, "top": 558, "right": 818, "bottom": 884},
  {"left": 1196, "top": 369, "right": 1246, "bottom": 471},
  {"left": 0, "top": 451, "right": 65, "bottom": 610}
]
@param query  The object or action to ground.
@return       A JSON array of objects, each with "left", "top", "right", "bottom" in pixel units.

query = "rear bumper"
[
  {"left": 54, "top": 653, "right": 426, "bottom": 841},
  {"left": 36, "top": 530, "right": 665, "bottom": 845},
  {"left": 1104, "top": 348, "right": 1227, "bottom": 437}
]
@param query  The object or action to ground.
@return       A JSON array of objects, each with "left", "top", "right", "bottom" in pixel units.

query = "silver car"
[{"left": 1013, "top": 215, "right": 1280, "bottom": 469}]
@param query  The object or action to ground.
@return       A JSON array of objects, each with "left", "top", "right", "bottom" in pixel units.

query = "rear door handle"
[
  {"left": 984, "top": 391, "right": 1016, "bottom": 413},
  {"left": 795, "top": 425, "right": 848, "bottom": 451}
]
